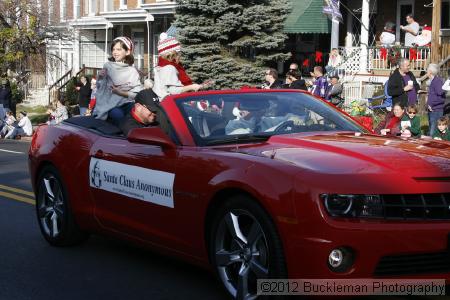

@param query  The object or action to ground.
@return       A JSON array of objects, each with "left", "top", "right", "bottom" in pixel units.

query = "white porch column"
[
  {"left": 331, "top": 18, "right": 340, "bottom": 50},
  {"left": 105, "top": 22, "right": 113, "bottom": 61},
  {"left": 359, "top": 0, "right": 370, "bottom": 73},
  {"left": 345, "top": 9, "right": 353, "bottom": 47},
  {"left": 73, "top": 29, "right": 81, "bottom": 72},
  {"left": 145, "top": 13, "right": 154, "bottom": 78}
]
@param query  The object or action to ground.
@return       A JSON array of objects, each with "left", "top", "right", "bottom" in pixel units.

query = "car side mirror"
[{"left": 127, "top": 127, "right": 176, "bottom": 150}]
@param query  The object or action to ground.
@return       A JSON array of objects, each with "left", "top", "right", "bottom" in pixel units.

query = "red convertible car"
[{"left": 29, "top": 89, "right": 450, "bottom": 299}]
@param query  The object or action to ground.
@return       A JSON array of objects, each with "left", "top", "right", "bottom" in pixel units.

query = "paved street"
[
  {"left": 1, "top": 139, "right": 449, "bottom": 300},
  {"left": 0, "top": 139, "right": 228, "bottom": 300}
]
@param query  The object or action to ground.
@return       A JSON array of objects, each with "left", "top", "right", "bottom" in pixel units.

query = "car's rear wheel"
[
  {"left": 209, "top": 195, "right": 287, "bottom": 300},
  {"left": 36, "top": 165, "right": 88, "bottom": 246}
]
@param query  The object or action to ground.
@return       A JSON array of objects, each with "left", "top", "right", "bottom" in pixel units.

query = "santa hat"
[
  {"left": 113, "top": 36, "right": 134, "bottom": 53},
  {"left": 423, "top": 26, "right": 432, "bottom": 31},
  {"left": 158, "top": 32, "right": 181, "bottom": 56}
]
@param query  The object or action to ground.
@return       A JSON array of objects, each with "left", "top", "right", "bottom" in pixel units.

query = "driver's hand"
[{"left": 288, "top": 116, "right": 303, "bottom": 126}]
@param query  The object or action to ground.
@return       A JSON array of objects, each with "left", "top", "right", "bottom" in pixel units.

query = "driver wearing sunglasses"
[{"left": 119, "top": 88, "right": 160, "bottom": 136}]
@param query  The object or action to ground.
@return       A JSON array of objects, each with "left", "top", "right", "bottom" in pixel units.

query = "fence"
[
  {"left": 341, "top": 81, "right": 383, "bottom": 107},
  {"left": 368, "top": 46, "right": 431, "bottom": 72},
  {"left": 440, "top": 35, "right": 450, "bottom": 78}
]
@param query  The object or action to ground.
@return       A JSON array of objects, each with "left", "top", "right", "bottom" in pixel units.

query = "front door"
[{"left": 396, "top": 0, "right": 415, "bottom": 43}]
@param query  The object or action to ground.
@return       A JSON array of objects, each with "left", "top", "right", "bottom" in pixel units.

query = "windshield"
[{"left": 176, "top": 91, "right": 366, "bottom": 145}]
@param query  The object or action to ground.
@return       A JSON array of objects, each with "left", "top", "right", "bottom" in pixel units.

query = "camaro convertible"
[{"left": 29, "top": 89, "right": 450, "bottom": 299}]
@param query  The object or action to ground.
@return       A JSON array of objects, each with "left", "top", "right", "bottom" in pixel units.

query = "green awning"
[{"left": 284, "top": 0, "right": 331, "bottom": 34}]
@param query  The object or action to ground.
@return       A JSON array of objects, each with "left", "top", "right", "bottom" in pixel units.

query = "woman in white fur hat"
[{"left": 153, "top": 32, "right": 210, "bottom": 100}]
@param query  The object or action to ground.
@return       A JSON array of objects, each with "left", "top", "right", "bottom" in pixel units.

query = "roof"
[{"left": 284, "top": 0, "right": 331, "bottom": 34}]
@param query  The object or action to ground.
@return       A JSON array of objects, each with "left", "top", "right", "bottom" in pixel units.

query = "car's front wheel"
[
  {"left": 36, "top": 165, "right": 88, "bottom": 246},
  {"left": 210, "top": 195, "right": 287, "bottom": 300}
]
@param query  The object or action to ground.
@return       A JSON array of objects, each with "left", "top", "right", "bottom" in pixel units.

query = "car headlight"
[{"left": 321, "top": 194, "right": 383, "bottom": 218}]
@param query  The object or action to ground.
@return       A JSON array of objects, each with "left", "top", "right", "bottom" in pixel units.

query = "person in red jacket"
[{"left": 375, "top": 104, "right": 405, "bottom": 136}]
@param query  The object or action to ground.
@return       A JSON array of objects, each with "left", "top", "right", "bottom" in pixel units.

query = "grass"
[
  {"left": 15, "top": 103, "right": 50, "bottom": 126},
  {"left": 16, "top": 104, "right": 49, "bottom": 114}
]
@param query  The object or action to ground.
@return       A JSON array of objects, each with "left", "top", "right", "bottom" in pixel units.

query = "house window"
[
  {"left": 120, "top": 0, "right": 127, "bottom": 10},
  {"left": 60, "top": 0, "right": 66, "bottom": 22},
  {"left": 89, "top": 0, "right": 96, "bottom": 16},
  {"left": 81, "top": 43, "right": 107, "bottom": 68},
  {"left": 48, "top": 0, "right": 53, "bottom": 24},
  {"left": 443, "top": 1, "right": 450, "bottom": 29},
  {"left": 103, "top": 0, "right": 113, "bottom": 12}
]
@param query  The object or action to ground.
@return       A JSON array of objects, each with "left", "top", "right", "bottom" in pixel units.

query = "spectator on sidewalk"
[
  {"left": 289, "top": 62, "right": 299, "bottom": 72},
  {"left": 325, "top": 75, "right": 343, "bottom": 107},
  {"left": 400, "top": 105, "right": 421, "bottom": 137},
  {"left": 283, "top": 70, "right": 307, "bottom": 90},
  {"left": 310, "top": 66, "right": 328, "bottom": 98},
  {"left": 76, "top": 76, "right": 91, "bottom": 116},
  {"left": 5, "top": 111, "right": 32, "bottom": 139},
  {"left": 432, "top": 116, "right": 450, "bottom": 141},
  {"left": 400, "top": 14, "right": 419, "bottom": 47},
  {"left": 375, "top": 104, "right": 405, "bottom": 136},
  {"left": 0, "top": 111, "right": 15, "bottom": 137},
  {"left": 387, "top": 58, "right": 420, "bottom": 107},
  {"left": 325, "top": 48, "right": 342, "bottom": 76},
  {"left": 0, "top": 79, "right": 12, "bottom": 112},
  {"left": 262, "top": 68, "right": 283, "bottom": 89},
  {"left": 47, "top": 98, "right": 69, "bottom": 125},
  {"left": 426, "top": 63, "right": 446, "bottom": 136},
  {"left": 442, "top": 69, "right": 450, "bottom": 91},
  {"left": 86, "top": 78, "right": 97, "bottom": 116}
]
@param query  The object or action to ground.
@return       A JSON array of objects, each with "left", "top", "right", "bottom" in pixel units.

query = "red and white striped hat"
[
  {"left": 157, "top": 32, "right": 181, "bottom": 56},
  {"left": 113, "top": 36, "right": 134, "bottom": 53}
]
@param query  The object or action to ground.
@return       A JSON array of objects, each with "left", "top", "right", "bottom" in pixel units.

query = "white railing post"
[{"left": 359, "top": 0, "right": 370, "bottom": 73}]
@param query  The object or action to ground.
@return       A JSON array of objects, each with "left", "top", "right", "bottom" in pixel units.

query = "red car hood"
[{"left": 222, "top": 132, "right": 450, "bottom": 177}]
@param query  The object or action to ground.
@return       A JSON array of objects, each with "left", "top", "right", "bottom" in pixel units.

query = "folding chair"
[
  {"left": 367, "top": 81, "right": 393, "bottom": 125},
  {"left": 368, "top": 81, "right": 392, "bottom": 113}
]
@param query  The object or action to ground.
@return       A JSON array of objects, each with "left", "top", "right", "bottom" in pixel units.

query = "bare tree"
[{"left": 0, "top": 0, "right": 71, "bottom": 80}]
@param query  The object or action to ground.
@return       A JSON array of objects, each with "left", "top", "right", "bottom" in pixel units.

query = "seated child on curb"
[
  {"left": 400, "top": 105, "right": 421, "bottom": 138},
  {"left": 432, "top": 116, "right": 450, "bottom": 141}
]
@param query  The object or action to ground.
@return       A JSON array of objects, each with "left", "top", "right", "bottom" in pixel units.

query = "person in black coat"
[
  {"left": 76, "top": 76, "right": 92, "bottom": 116},
  {"left": 387, "top": 58, "right": 420, "bottom": 108},
  {"left": 262, "top": 68, "right": 283, "bottom": 89},
  {"left": 0, "top": 79, "right": 12, "bottom": 111},
  {"left": 282, "top": 70, "right": 307, "bottom": 90}
]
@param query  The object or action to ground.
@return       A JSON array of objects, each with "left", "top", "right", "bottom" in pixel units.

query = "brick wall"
[
  {"left": 128, "top": 0, "right": 137, "bottom": 9},
  {"left": 67, "top": 0, "right": 74, "bottom": 20},
  {"left": 53, "top": 0, "right": 60, "bottom": 23},
  {"left": 113, "top": 0, "right": 120, "bottom": 10}
]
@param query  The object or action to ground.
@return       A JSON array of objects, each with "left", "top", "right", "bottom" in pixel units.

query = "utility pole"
[{"left": 431, "top": 0, "right": 442, "bottom": 63}]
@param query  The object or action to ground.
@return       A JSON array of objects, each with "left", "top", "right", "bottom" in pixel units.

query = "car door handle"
[{"left": 94, "top": 150, "right": 104, "bottom": 159}]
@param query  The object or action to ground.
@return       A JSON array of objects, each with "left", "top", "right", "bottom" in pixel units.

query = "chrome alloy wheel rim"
[
  {"left": 38, "top": 175, "right": 65, "bottom": 238},
  {"left": 215, "top": 210, "right": 269, "bottom": 300}
]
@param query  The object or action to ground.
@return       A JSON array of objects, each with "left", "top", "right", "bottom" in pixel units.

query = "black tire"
[
  {"left": 209, "top": 195, "right": 288, "bottom": 300},
  {"left": 35, "top": 165, "right": 89, "bottom": 246}
]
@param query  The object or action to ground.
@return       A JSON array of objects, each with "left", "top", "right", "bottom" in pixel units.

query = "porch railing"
[
  {"left": 368, "top": 46, "right": 431, "bottom": 72},
  {"left": 48, "top": 66, "right": 101, "bottom": 105}
]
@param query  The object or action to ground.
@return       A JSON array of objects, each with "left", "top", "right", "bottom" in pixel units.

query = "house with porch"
[
  {"left": 31, "top": 0, "right": 449, "bottom": 105},
  {"left": 284, "top": 0, "right": 449, "bottom": 100}
]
